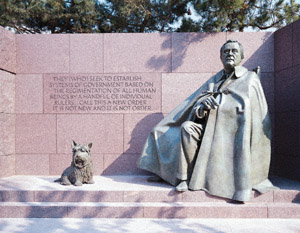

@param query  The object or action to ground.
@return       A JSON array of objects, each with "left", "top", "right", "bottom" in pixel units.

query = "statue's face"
[{"left": 221, "top": 42, "right": 242, "bottom": 70}]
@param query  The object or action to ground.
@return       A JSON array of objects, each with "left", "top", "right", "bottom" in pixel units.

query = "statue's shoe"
[{"left": 175, "top": 181, "right": 188, "bottom": 192}]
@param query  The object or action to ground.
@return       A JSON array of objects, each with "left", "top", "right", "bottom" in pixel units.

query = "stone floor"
[{"left": 0, "top": 218, "right": 300, "bottom": 233}]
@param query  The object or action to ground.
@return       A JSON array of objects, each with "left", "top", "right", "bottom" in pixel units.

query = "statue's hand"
[{"left": 201, "top": 96, "right": 219, "bottom": 110}]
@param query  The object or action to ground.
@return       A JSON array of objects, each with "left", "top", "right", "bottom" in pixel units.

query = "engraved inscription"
[{"left": 44, "top": 74, "right": 161, "bottom": 113}]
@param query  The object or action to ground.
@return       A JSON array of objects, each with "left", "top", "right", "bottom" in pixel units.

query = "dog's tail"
[{"left": 54, "top": 178, "right": 62, "bottom": 182}]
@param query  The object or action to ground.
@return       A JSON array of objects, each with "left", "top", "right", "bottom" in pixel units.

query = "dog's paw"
[
  {"left": 61, "top": 181, "right": 71, "bottom": 186},
  {"left": 74, "top": 181, "right": 83, "bottom": 186},
  {"left": 87, "top": 180, "right": 95, "bottom": 184}
]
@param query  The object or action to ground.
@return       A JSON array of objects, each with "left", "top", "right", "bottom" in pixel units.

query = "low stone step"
[
  {"left": 0, "top": 202, "right": 299, "bottom": 218},
  {"left": 0, "top": 176, "right": 299, "bottom": 203}
]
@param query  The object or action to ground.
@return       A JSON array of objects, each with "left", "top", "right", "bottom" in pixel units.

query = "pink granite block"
[
  {"left": 172, "top": 33, "right": 226, "bottom": 73},
  {"left": 15, "top": 154, "right": 49, "bottom": 175},
  {"left": 124, "top": 113, "right": 164, "bottom": 153},
  {"left": 44, "top": 73, "right": 162, "bottom": 114},
  {"left": 274, "top": 190, "right": 300, "bottom": 203},
  {"left": 268, "top": 203, "right": 300, "bottom": 218},
  {"left": 0, "top": 191, "right": 34, "bottom": 202},
  {"left": 274, "top": 112, "right": 298, "bottom": 158},
  {"left": 0, "top": 155, "right": 15, "bottom": 178},
  {"left": 103, "top": 153, "right": 147, "bottom": 175},
  {"left": 70, "top": 34, "right": 103, "bottom": 73},
  {"left": 0, "top": 70, "right": 15, "bottom": 113},
  {"left": 15, "top": 74, "right": 43, "bottom": 113},
  {"left": 182, "top": 190, "right": 227, "bottom": 202},
  {"left": 124, "top": 191, "right": 182, "bottom": 203},
  {"left": 0, "top": 27, "right": 16, "bottom": 73},
  {"left": 0, "top": 114, "right": 15, "bottom": 156},
  {"left": 274, "top": 156, "right": 300, "bottom": 181},
  {"left": 275, "top": 67, "right": 300, "bottom": 112},
  {"left": 293, "top": 20, "right": 300, "bottom": 66},
  {"left": 68, "top": 206, "right": 143, "bottom": 218},
  {"left": 274, "top": 24, "right": 293, "bottom": 71},
  {"left": 35, "top": 191, "right": 123, "bottom": 202},
  {"left": 162, "top": 73, "right": 212, "bottom": 113},
  {"left": 50, "top": 153, "right": 103, "bottom": 176},
  {"left": 251, "top": 191, "right": 274, "bottom": 203},
  {"left": 104, "top": 33, "right": 171, "bottom": 73},
  {"left": 0, "top": 206, "right": 29, "bottom": 218},
  {"left": 16, "top": 34, "right": 69, "bottom": 73},
  {"left": 27, "top": 206, "right": 68, "bottom": 218},
  {"left": 57, "top": 114, "right": 123, "bottom": 154},
  {"left": 144, "top": 206, "right": 187, "bottom": 218},
  {"left": 185, "top": 204, "right": 268, "bottom": 218},
  {"left": 227, "top": 32, "right": 274, "bottom": 72},
  {"left": 15, "top": 114, "right": 56, "bottom": 154}
]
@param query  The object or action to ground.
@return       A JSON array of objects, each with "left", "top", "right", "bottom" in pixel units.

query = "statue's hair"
[{"left": 220, "top": 40, "right": 244, "bottom": 59}]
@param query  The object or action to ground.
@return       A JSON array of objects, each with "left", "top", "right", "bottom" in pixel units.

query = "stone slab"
[
  {"left": 15, "top": 74, "right": 43, "bottom": 113},
  {"left": 274, "top": 23, "right": 293, "bottom": 71},
  {"left": 0, "top": 27, "right": 16, "bottom": 73},
  {"left": 15, "top": 114, "right": 56, "bottom": 154},
  {"left": 162, "top": 72, "right": 213, "bottom": 113},
  {"left": 227, "top": 32, "right": 274, "bottom": 72},
  {"left": 104, "top": 33, "right": 171, "bottom": 73},
  {"left": 1, "top": 218, "right": 300, "bottom": 233},
  {"left": 124, "top": 190, "right": 182, "bottom": 203},
  {"left": 0, "top": 114, "right": 15, "bottom": 156},
  {"left": 268, "top": 203, "right": 300, "bottom": 218},
  {"left": 103, "top": 153, "right": 147, "bottom": 175},
  {"left": 0, "top": 70, "right": 15, "bottom": 114},
  {"left": 57, "top": 114, "right": 123, "bottom": 154},
  {"left": 184, "top": 203, "right": 268, "bottom": 218},
  {"left": 0, "top": 155, "right": 15, "bottom": 178},
  {"left": 124, "top": 113, "right": 164, "bottom": 154},
  {"left": 44, "top": 73, "right": 161, "bottom": 114},
  {"left": 16, "top": 34, "right": 69, "bottom": 74},
  {"left": 0, "top": 190, "right": 34, "bottom": 202},
  {"left": 274, "top": 190, "right": 300, "bottom": 203},
  {"left": 275, "top": 112, "right": 299, "bottom": 159},
  {"left": 35, "top": 191, "right": 124, "bottom": 203},
  {"left": 49, "top": 153, "right": 104, "bottom": 176},
  {"left": 172, "top": 33, "right": 226, "bottom": 73},
  {"left": 275, "top": 66, "right": 300, "bottom": 112},
  {"left": 15, "top": 154, "right": 50, "bottom": 175},
  {"left": 68, "top": 206, "right": 144, "bottom": 218},
  {"left": 70, "top": 34, "right": 103, "bottom": 73}
]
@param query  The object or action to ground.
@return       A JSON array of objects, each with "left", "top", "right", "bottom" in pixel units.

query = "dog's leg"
[
  {"left": 74, "top": 180, "right": 83, "bottom": 186},
  {"left": 87, "top": 179, "right": 95, "bottom": 184},
  {"left": 60, "top": 176, "right": 72, "bottom": 185}
]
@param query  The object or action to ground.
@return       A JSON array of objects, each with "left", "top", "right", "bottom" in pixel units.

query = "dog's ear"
[
  {"left": 72, "top": 140, "right": 78, "bottom": 148},
  {"left": 88, "top": 143, "right": 93, "bottom": 149}
]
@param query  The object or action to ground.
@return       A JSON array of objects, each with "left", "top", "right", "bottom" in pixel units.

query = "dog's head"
[{"left": 72, "top": 140, "right": 92, "bottom": 169}]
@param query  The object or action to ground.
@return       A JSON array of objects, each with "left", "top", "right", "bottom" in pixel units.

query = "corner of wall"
[{"left": 0, "top": 26, "right": 16, "bottom": 177}]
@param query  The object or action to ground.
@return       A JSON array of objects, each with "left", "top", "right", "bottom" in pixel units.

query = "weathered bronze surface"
[
  {"left": 138, "top": 40, "right": 276, "bottom": 202},
  {"left": 56, "top": 141, "right": 94, "bottom": 186}
]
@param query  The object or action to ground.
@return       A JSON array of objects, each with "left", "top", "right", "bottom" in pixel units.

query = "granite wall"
[
  {"left": 0, "top": 27, "right": 16, "bottom": 177},
  {"left": 0, "top": 28, "right": 275, "bottom": 177},
  {"left": 274, "top": 20, "right": 300, "bottom": 180}
]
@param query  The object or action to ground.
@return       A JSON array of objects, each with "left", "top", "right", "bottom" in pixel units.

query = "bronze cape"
[{"left": 137, "top": 66, "right": 275, "bottom": 201}]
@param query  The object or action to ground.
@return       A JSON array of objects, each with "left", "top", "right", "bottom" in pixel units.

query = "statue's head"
[{"left": 220, "top": 40, "right": 244, "bottom": 73}]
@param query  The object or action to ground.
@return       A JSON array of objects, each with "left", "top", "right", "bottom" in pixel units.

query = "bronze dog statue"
[{"left": 55, "top": 140, "right": 94, "bottom": 186}]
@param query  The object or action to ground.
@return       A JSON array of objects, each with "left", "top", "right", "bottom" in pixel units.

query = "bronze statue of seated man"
[{"left": 138, "top": 40, "right": 276, "bottom": 202}]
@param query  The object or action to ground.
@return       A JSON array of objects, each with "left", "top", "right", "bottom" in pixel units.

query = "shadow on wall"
[
  {"left": 103, "top": 113, "right": 164, "bottom": 176},
  {"left": 146, "top": 33, "right": 212, "bottom": 71}
]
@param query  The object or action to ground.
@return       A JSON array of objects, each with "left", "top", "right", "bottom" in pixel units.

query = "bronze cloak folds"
[{"left": 137, "top": 66, "right": 275, "bottom": 202}]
